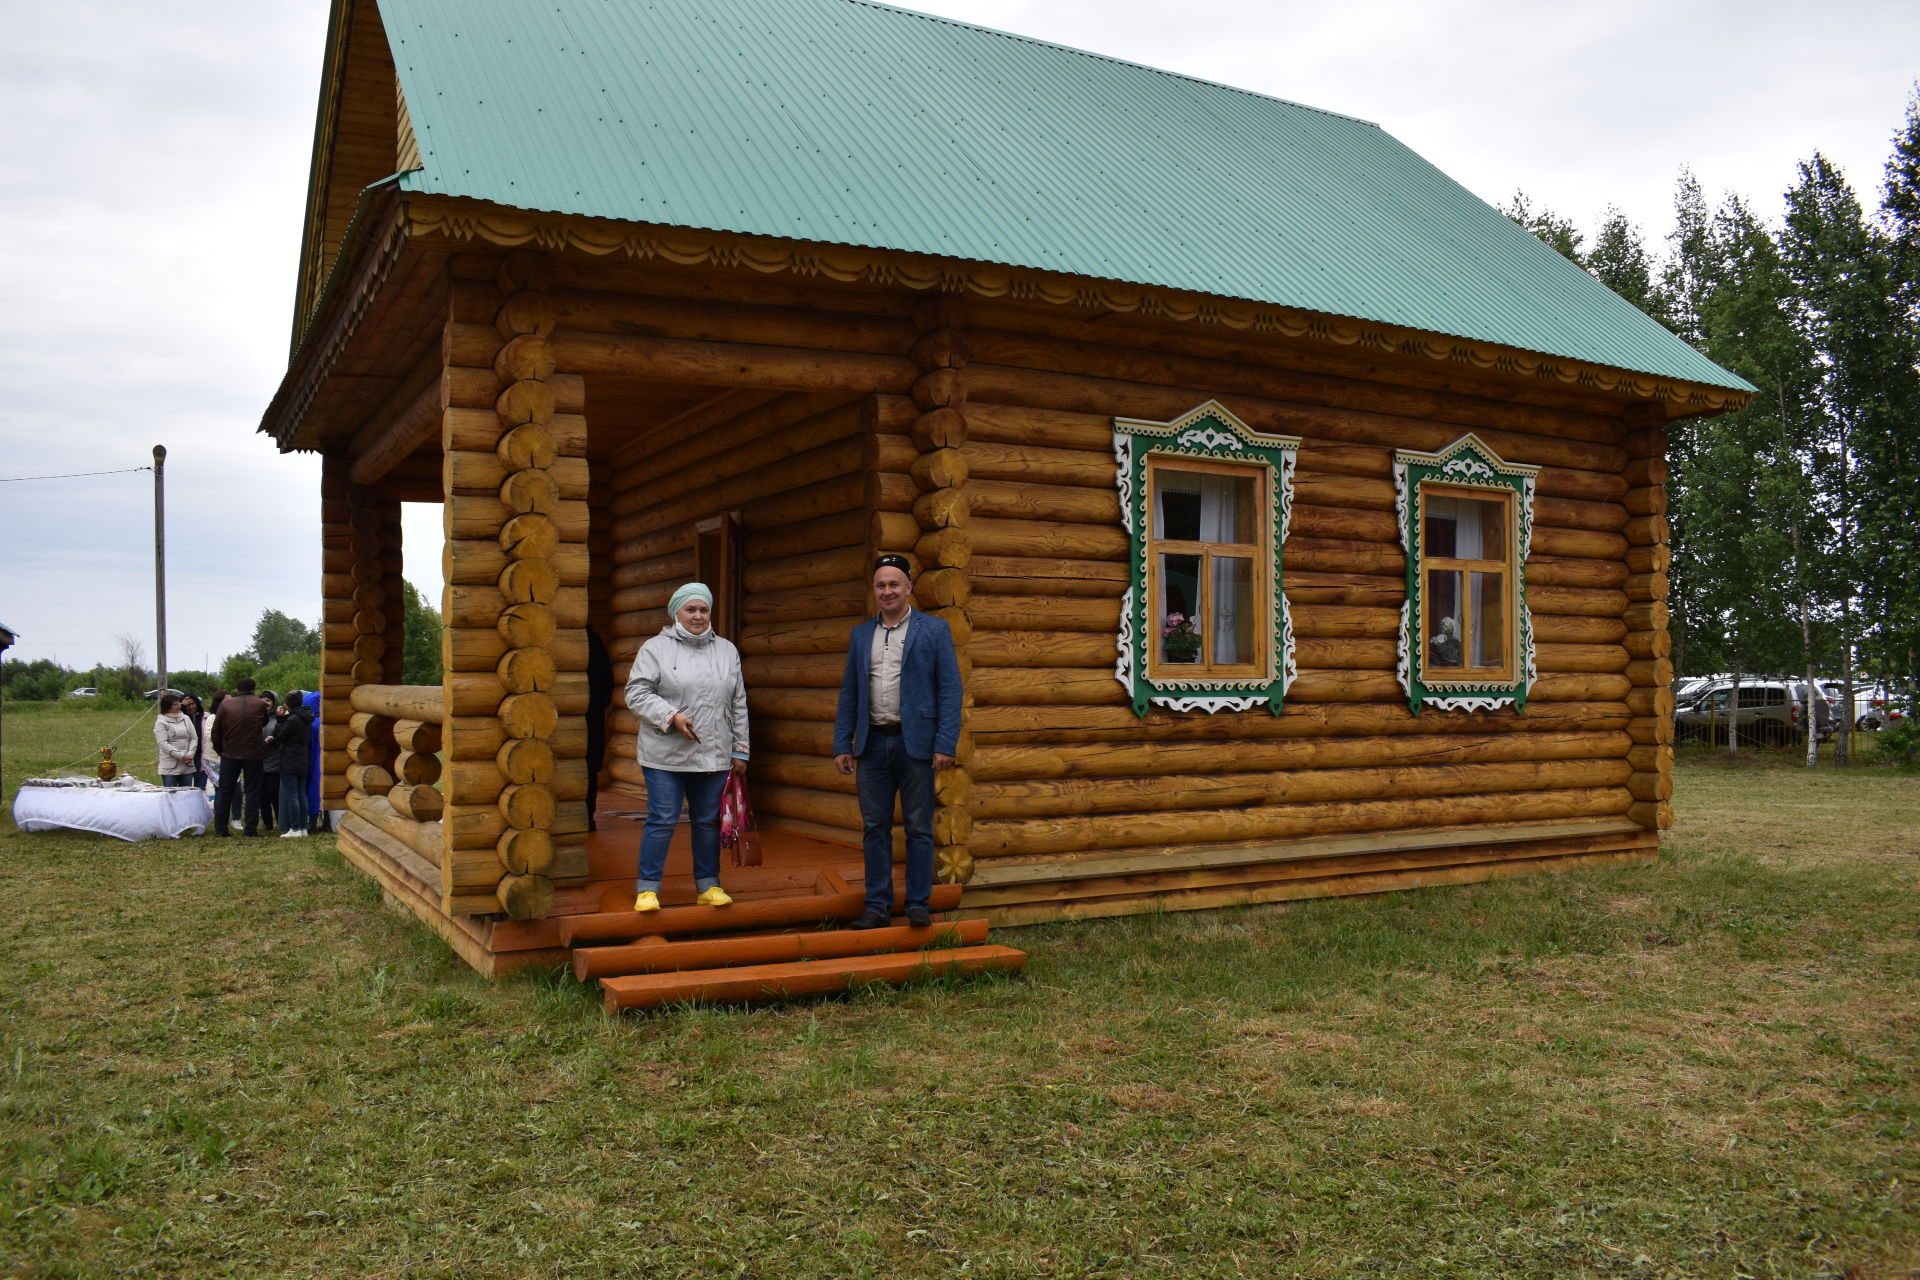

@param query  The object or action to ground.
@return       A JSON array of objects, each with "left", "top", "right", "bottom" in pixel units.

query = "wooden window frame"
[
  {"left": 1143, "top": 455, "right": 1272, "bottom": 683},
  {"left": 1416, "top": 483, "right": 1518, "bottom": 686},
  {"left": 1112, "top": 401, "right": 1300, "bottom": 717},
  {"left": 1393, "top": 435, "right": 1540, "bottom": 714}
]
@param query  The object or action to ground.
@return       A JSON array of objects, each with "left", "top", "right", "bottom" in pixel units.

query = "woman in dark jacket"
[{"left": 264, "top": 691, "right": 314, "bottom": 838}]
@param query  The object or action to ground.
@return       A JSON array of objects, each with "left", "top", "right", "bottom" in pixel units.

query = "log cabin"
[{"left": 261, "top": 0, "right": 1751, "bottom": 999}]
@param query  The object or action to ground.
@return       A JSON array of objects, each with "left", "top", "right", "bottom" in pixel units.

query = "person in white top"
[
  {"left": 623, "top": 582, "right": 750, "bottom": 913},
  {"left": 153, "top": 695, "right": 198, "bottom": 787}
]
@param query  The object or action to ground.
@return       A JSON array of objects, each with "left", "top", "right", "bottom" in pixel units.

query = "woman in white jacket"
[
  {"left": 153, "top": 694, "right": 198, "bottom": 787},
  {"left": 623, "top": 583, "right": 749, "bottom": 912}
]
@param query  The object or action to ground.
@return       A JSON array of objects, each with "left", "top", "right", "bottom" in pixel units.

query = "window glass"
[
  {"left": 1212, "top": 556, "right": 1255, "bottom": 664},
  {"left": 1155, "top": 470, "right": 1256, "bottom": 543},
  {"left": 1147, "top": 462, "right": 1266, "bottom": 677},
  {"left": 1471, "top": 571, "right": 1504, "bottom": 667},
  {"left": 1420, "top": 486, "right": 1513, "bottom": 679},
  {"left": 1425, "top": 494, "right": 1504, "bottom": 562},
  {"left": 1425, "top": 569, "right": 1463, "bottom": 668},
  {"left": 1157, "top": 552, "right": 1202, "bottom": 664}
]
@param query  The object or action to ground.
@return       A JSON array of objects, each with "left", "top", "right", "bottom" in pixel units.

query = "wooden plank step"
[
  {"left": 574, "top": 918, "right": 992, "bottom": 980},
  {"left": 560, "top": 882, "right": 965, "bottom": 946},
  {"left": 599, "top": 944, "right": 1028, "bottom": 1012}
]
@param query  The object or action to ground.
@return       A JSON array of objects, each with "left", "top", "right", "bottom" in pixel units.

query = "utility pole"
[{"left": 153, "top": 445, "right": 167, "bottom": 696}]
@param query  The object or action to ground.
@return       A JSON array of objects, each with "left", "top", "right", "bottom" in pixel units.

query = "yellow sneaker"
[
  {"left": 695, "top": 886, "right": 733, "bottom": 908},
  {"left": 633, "top": 891, "right": 660, "bottom": 913}
]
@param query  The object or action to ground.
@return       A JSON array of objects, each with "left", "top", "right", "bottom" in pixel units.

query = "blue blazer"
[{"left": 833, "top": 609, "right": 963, "bottom": 760}]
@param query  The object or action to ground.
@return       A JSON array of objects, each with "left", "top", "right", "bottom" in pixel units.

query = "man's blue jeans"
[
  {"left": 855, "top": 730, "right": 934, "bottom": 916},
  {"left": 635, "top": 767, "right": 728, "bottom": 895}
]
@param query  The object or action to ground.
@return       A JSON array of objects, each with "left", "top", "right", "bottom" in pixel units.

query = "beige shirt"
[{"left": 868, "top": 611, "right": 911, "bottom": 725}]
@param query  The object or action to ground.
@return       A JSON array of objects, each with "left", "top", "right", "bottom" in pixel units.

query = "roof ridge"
[{"left": 836, "top": 0, "right": 1382, "bottom": 129}]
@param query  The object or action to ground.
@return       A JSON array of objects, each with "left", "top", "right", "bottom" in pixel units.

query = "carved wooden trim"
[{"left": 405, "top": 194, "right": 1751, "bottom": 416}]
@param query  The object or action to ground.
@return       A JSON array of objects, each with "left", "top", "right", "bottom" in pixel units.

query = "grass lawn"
[{"left": 1, "top": 707, "right": 1916, "bottom": 1278}]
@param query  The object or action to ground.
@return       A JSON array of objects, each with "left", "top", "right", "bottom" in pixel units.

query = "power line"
[{"left": 0, "top": 465, "right": 154, "bottom": 484}]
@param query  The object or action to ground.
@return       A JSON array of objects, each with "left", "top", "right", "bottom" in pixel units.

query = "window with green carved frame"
[
  {"left": 1395, "top": 435, "right": 1539, "bottom": 714},
  {"left": 1113, "top": 401, "right": 1300, "bottom": 717}
]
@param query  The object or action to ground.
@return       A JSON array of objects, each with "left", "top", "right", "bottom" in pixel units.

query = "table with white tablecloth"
[{"left": 11, "top": 779, "right": 213, "bottom": 841}]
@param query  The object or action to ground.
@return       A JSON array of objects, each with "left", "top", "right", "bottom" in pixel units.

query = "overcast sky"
[{"left": 2, "top": 0, "right": 1914, "bottom": 673}]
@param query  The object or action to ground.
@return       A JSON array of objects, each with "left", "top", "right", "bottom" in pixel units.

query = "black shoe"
[
  {"left": 847, "top": 911, "right": 890, "bottom": 931},
  {"left": 906, "top": 906, "right": 932, "bottom": 929}
]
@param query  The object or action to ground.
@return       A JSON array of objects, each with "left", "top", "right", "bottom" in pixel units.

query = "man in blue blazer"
[{"left": 833, "top": 554, "right": 964, "bottom": 929}]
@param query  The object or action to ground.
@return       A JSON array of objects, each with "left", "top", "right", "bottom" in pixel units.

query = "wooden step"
[
  {"left": 574, "top": 918, "right": 992, "bottom": 980},
  {"left": 598, "top": 944, "right": 1028, "bottom": 1012},
  {"left": 559, "top": 882, "right": 965, "bottom": 945}
]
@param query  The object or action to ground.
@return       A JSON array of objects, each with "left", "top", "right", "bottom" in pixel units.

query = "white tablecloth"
[{"left": 12, "top": 783, "right": 213, "bottom": 841}]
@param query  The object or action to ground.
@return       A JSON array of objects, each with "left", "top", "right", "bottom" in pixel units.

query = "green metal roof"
[{"left": 378, "top": 0, "right": 1750, "bottom": 393}]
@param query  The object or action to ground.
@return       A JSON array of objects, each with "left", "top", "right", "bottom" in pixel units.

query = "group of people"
[
  {"left": 152, "top": 678, "right": 317, "bottom": 838},
  {"left": 625, "top": 554, "right": 962, "bottom": 929}
]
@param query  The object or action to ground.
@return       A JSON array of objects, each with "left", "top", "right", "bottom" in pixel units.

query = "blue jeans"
[
  {"left": 162, "top": 774, "right": 194, "bottom": 788},
  {"left": 635, "top": 767, "right": 728, "bottom": 895},
  {"left": 279, "top": 772, "right": 310, "bottom": 834},
  {"left": 855, "top": 730, "right": 935, "bottom": 916}
]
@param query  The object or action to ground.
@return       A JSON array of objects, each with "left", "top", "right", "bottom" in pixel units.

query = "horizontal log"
[
  {"left": 968, "top": 479, "right": 1119, "bottom": 525},
  {"left": 389, "top": 782, "right": 445, "bottom": 823},
  {"left": 962, "top": 440, "right": 1114, "bottom": 488},
  {"left": 972, "top": 786, "right": 1632, "bottom": 857},
  {"left": 1535, "top": 643, "right": 1630, "bottom": 674},
  {"left": 971, "top": 667, "right": 1129, "bottom": 707},
  {"left": 969, "top": 557, "right": 1130, "bottom": 597},
  {"left": 350, "top": 684, "right": 446, "bottom": 723},
  {"left": 448, "top": 496, "right": 589, "bottom": 543},
  {"left": 447, "top": 538, "right": 589, "bottom": 588},
  {"left": 610, "top": 435, "right": 870, "bottom": 543},
  {"left": 963, "top": 308, "right": 1632, "bottom": 440},
  {"left": 741, "top": 579, "right": 869, "bottom": 625},
  {"left": 611, "top": 402, "right": 863, "bottom": 518},
  {"left": 968, "top": 597, "right": 1119, "bottom": 635},
  {"left": 443, "top": 405, "right": 587, "bottom": 454},
  {"left": 553, "top": 288, "right": 914, "bottom": 356},
  {"left": 965, "top": 363, "right": 1628, "bottom": 474},
  {"left": 970, "top": 518, "right": 1128, "bottom": 561},
  {"left": 349, "top": 379, "right": 441, "bottom": 486},
  {"left": 346, "top": 791, "right": 445, "bottom": 866},
  {"left": 346, "top": 763, "right": 393, "bottom": 794},
  {"left": 446, "top": 625, "right": 587, "bottom": 675},
  {"left": 742, "top": 544, "right": 869, "bottom": 595},
  {"left": 444, "top": 717, "right": 588, "bottom": 761},
  {"left": 550, "top": 330, "right": 915, "bottom": 394},
  {"left": 744, "top": 687, "right": 839, "bottom": 723},
  {"left": 974, "top": 729, "right": 1629, "bottom": 782},
  {"left": 970, "top": 630, "right": 1116, "bottom": 669},
  {"left": 971, "top": 758, "right": 1633, "bottom": 819},
  {"left": 1287, "top": 537, "right": 1404, "bottom": 576},
  {"left": 969, "top": 699, "right": 1630, "bottom": 743},
  {"left": 1291, "top": 505, "right": 1397, "bottom": 544},
  {"left": 737, "top": 615, "right": 866, "bottom": 657},
  {"left": 446, "top": 585, "right": 587, "bottom": 630},
  {"left": 1284, "top": 570, "right": 1404, "bottom": 608},
  {"left": 741, "top": 653, "right": 846, "bottom": 689},
  {"left": 1525, "top": 556, "right": 1628, "bottom": 590}
]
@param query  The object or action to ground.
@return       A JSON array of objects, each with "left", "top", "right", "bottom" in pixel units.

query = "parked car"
[
  {"left": 1674, "top": 679, "right": 1835, "bottom": 745},
  {"left": 66, "top": 686, "right": 98, "bottom": 698},
  {"left": 1852, "top": 683, "right": 1910, "bottom": 731},
  {"left": 141, "top": 687, "right": 185, "bottom": 701}
]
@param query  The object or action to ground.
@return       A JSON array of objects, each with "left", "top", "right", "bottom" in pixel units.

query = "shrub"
[{"left": 1869, "top": 716, "right": 1920, "bottom": 770}]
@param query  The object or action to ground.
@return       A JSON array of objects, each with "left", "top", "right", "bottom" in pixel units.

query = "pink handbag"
[{"left": 719, "top": 770, "right": 762, "bottom": 867}]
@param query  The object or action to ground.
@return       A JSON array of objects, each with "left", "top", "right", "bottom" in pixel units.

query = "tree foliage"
[
  {"left": 401, "top": 580, "right": 443, "bottom": 687},
  {"left": 250, "top": 610, "right": 320, "bottom": 667}
]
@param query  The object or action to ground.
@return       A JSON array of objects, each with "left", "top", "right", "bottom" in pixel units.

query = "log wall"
[
  {"left": 438, "top": 252, "right": 592, "bottom": 920},
  {"left": 944, "top": 297, "right": 1649, "bottom": 866}
]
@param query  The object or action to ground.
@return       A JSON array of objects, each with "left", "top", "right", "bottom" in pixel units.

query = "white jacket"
[
  {"left": 154, "top": 712, "right": 197, "bottom": 776},
  {"left": 624, "top": 627, "right": 749, "bottom": 773}
]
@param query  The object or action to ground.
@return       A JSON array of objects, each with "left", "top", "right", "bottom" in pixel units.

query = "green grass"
[{"left": 2, "top": 708, "right": 1917, "bottom": 1278}]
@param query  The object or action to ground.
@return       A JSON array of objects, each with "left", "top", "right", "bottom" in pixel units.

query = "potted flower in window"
[{"left": 1163, "top": 612, "right": 1201, "bottom": 663}]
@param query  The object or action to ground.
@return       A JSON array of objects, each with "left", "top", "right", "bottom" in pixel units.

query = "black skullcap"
[{"left": 874, "top": 553, "right": 913, "bottom": 577}]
